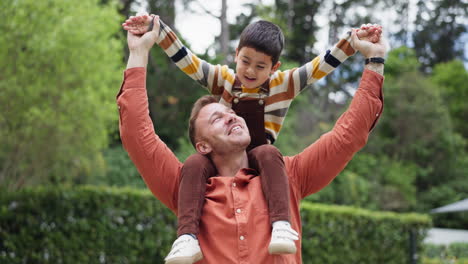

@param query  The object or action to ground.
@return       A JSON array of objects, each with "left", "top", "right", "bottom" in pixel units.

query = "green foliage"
[
  {"left": 300, "top": 202, "right": 431, "bottom": 264},
  {"left": 89, "top": 146, "right": 146, "bottom": 189},
  {"left": 145, "top": 44, "right": 206, "bottom": 150},
  {"left": 345, "top": 154, "right": 418, "bottom": 211},
  {"left": 86, "top": 143, "right": 197, "bottom": 189},
  {"left": 279, "top": 46, "right": 468, "bottom": 229},
  {"left": 422, "top": 258, "right": 468, "bottom": 264},
  {"left": 431, "top": 60, "right": 468, "bottom": 138},
  {"left": 313, "top": 153, "right": 417, "bottom": 211},
  {"left": 413, "top": 0, "right": 467, "bottom": 72},
  {"left": 0, "top": 186, "right": 430, "bottom": 263},
  {"left": 271, "top": 0, "right": 320, "bottom": 64},
  {"left": 0, "top": 0, "right": 124, "bottom": 189},
  {"left": 423, "top": 243, "right": 468, "bottom": 264},
  {"left": 385, "top": 46, "right": 421, "bottom": 76},
  {"left": 0, "top": 186, "right": 176, "bottom": 264},
  {"left": 173, "top": 137, "right": 196, "bottom": 163},
  {"left": 367, "top": 47, "right": 461, "bottom": 200},
  {"left": 304, "top": 170, "right": 373, "bottom": 209}
]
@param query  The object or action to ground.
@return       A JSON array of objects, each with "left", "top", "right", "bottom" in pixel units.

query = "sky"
[
  {"left": 174, "top": 0, "right": 274, "bottom": 55},
  {"left": 135, "top": 0, "right": 466, "bottom": 68},
  {"left": 170, "top": 0, "right": 412, "bottom": 56}
]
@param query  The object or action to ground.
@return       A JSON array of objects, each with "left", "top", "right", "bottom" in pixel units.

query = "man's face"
[
  {"left": 194, "top": 103, "right": 250, "bottom": 155},
  {"left": 235, "top": 47, "right": 280, "bottom": 89}
]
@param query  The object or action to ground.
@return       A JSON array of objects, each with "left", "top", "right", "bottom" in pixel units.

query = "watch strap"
[{"left": 365, "top": 57, "right": 385, "bottom": 64}]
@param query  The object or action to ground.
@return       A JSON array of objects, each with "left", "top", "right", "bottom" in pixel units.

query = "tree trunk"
[
  {"left": 220, "top": 0, "right": 230, "bottom": 64},
  {"left": 287, "top": 0, "right": 294, "bottom": 31}
]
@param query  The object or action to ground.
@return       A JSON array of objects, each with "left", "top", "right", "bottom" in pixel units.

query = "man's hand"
[
  {"left": 126, "top": 16, "right": 160, "bottom": 69},
  {"left": 126, "top": 16, "right": 160, "bottom": 53},
  {"left": 352, "top": 26, "right": 388, "bottom": 75},
  {"left": 351, "top": 26, "right": 387, "bottom": 59}
]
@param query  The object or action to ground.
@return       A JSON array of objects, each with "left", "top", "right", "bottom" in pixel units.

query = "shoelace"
[
  {"left": 171, "top": 238, "right": 191, "bottom": 249},
  {"left": 272, "top": 227, "right": 299, "bottom": 240},
  {"left": 167, "top": 238, "right": 192, "bottom": 257}
]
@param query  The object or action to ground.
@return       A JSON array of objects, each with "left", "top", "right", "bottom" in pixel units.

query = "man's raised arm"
[
  {"left": 116, "top": 28, "right": 182, "bottom": 212},
  {"left": 285, "top": 29, "right": 387, "bottom": 199},
  {"left": 123, "top": 14, "right": 233, "bottom": 96}
]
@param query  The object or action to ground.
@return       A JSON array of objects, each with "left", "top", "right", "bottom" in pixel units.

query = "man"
[{"left": 117, "top": 23, "right": 386, "bottom": 263}]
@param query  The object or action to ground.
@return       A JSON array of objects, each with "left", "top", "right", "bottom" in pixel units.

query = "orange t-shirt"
[{"left": 117, "top": 67, "right": 383, "bottom": 263}]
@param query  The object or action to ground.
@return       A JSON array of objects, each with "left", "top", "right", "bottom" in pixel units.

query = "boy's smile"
[{"left": 235, "top": 47, "right": 281, "bottom": 89}]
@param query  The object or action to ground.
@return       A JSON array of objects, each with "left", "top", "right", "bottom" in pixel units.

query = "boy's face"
[{"left": 235, "top": 47, "right": 281, "bottom": 89}]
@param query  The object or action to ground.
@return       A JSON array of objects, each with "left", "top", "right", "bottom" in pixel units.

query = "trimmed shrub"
[
  {"left": 422, "top": 257, "right": 468, "bottom": 264},
  {"left": 0, "top": 186, "right": 431, "bottom": 263},
  {"left": 423, "top": 243, "right": 468, "bottom": 264},
  {"left": 300, "top": 202, "right": 431, "bottom": 263},
  {"left": 0, "top": 186, "right": 176, "bottom": 263}
]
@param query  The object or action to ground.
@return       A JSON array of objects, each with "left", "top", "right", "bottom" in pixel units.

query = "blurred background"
[{"left": 0, "top": 0, "right": 467, "bottom": 262}]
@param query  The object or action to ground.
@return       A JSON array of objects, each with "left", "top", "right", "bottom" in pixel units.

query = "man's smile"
[{"left": 227, "top": 124, "right": 243, "bottom": 135}]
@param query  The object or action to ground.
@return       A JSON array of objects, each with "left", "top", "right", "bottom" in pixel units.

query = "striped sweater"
[{"left": 155, "top": 20, "right": 356, "bottom": 143}]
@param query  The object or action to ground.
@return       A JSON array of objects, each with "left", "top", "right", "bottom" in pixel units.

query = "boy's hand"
[
  {"left": 126, "top": 17, "right": 159, "bottom": 53},
  {"left": 356, "top": 24, "right": 382, "bottom": 43},
  {"left": 122, "top": 13, "right": 160, "bottom": 37}
]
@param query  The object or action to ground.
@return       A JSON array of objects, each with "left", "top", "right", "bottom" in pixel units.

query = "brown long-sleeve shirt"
[{"left": 117, "top": 67, "right": 384, "bottom": 263}]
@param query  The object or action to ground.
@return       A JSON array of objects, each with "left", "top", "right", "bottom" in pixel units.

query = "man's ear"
[
  {"left": 195, "top": 141, "right": 212, "bottom": 155},
  {"left": 271, "top": 61, "right": 281, "bottom": 74}
]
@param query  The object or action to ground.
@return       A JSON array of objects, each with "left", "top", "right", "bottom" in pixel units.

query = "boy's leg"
[
  {"left": 165, "top": 154, "right": 215, "bottom": 263},
  {"left": 248, "top": 144, "right": 290, "bottom": 223},
  {"left": 248, "top": 145, "right": 298, "bottom": 254},
  {"left": 177, "top": 153, "right": 216, "bottom": 237}
]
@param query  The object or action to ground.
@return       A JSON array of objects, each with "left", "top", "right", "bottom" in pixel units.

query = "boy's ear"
[
  {"left": 234, "top": 48, "right": 239, "bottom": 63},
  {"left": 271, "top": 61, "right": 281, "bottom": 74},
  {"left": 195, "top": 141, "right": 212, "bottom": 155}
]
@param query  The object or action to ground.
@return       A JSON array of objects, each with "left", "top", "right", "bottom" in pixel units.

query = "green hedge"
[
  {"left": 300, "top": 202, "right": 431, "bottom": 263},
  {"left": 0, "top": 186, "right": 176, "bottom": 263},
  {"left": 0, "top": 186, "right": 431, "bottom": 263},
  {"left": 422, "top": 258, "right": 468, "bottom": 264},
  {"left": 423, "top": 243, "right": 468, "bottom": 264}
]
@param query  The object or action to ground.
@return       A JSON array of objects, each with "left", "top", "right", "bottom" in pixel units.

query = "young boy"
[{"left": 123, "top": 14, "right": 381, "bottom": 264}]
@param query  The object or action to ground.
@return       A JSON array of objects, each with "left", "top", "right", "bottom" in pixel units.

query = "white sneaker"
[
  {"left": 268, "top": 221, "right": 299, "bottom": 254},
  {"left": 165, "top": 234, "right": 203, "bottom": 264}
]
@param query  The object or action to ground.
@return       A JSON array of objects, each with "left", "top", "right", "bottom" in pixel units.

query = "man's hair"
[
  {"left": 237, "top": 20, "right": 284, "bottom": 65},
  {"left": 188, "top": 95, "right": 219, "bottom": 148}
]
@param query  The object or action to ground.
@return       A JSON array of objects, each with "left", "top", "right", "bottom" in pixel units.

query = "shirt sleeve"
[
  {"left": 284, "top": 69, "right": 384, "bottom": 199},
  {"left": 116, "top": 67, "right": 182, "bottom": 212},
  {"left": 156, "top": 19, "right": 235, "bottom": 96},
  {"left": 269, "top": 31, "right": 355, "bottom": 98}
]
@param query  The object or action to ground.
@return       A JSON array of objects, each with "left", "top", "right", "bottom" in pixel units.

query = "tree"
[
  {"left": 431, "top": 60, "right": 468, "bottom": 139},
  {"left": 0, "top": 0, "right": 123, "bottom": 189},
  {"left": 413, "top": 0, "right": 467, "bottom": 72},
  {"left": 181, "top": 0, "right": 231, "bottom": 63},
  {"left": 361, "top": 48, "right": 468, "bottom": 217}
]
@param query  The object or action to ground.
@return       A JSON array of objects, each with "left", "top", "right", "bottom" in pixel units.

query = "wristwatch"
[{"left": 365, "top": 57, "right": 385, "bottom": 64}]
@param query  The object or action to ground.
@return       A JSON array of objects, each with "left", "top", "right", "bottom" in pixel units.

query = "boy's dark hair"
[{"left": 237, "top": 20, "right": 284, "bottom": 65}]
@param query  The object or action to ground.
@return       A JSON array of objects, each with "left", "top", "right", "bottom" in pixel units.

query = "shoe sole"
[
  {"left": 165, "top": 252, "right": 203, "bottom": 264},
  {"left": 268, "top": 243, "right": 297, "bottom": 254}
]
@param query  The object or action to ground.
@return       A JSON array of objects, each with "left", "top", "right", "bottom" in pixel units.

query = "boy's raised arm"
[
  {"left": 123, "top": 14, "right": 234, "bottom": 97},
  {"left": 271, "top": 25, "right": 381, "bottom": 98}
]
